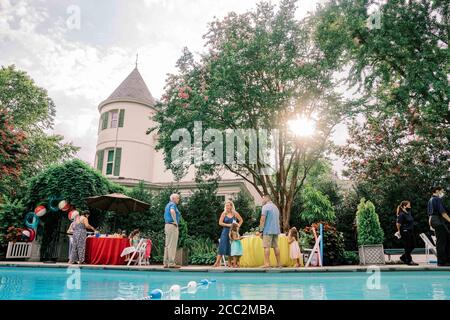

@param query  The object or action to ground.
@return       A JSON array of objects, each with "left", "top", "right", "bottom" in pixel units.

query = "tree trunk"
[{"left": 276, "top": 198, "right": 292, "bottom": 233}]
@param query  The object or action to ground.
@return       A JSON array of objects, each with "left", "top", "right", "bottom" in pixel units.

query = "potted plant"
[{"left": 356, "top": 198, "right": 385, "bottom": 265}]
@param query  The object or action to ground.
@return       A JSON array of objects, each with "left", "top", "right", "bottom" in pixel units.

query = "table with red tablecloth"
[{"left": 85, "top": 237, "right": 130, "bottom": 265}]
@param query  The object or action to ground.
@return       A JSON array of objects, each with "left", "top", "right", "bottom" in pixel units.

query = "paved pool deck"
[{"left": 0, "top": 255, "right": 448, "bottom": 272}]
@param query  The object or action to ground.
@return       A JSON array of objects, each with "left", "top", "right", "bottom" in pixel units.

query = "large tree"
[
  {"left": 0, "top": 109, "right": 27, "bottom": 186},
  {"left": 314, "top": 0, "right": 449, "bottom": 134},
  {"left": 314, "top": 0, "right": 449, "bottom": 246},
  {"left": 150, "top": 0, "right": 347, "bottom": 230},
  {"left": 0, "top": 65, "right": 79, "bottom": 196}
]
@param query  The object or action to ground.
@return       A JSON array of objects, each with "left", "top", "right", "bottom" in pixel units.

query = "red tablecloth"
[{"left": 85, "top": 237, "right": 130, "bottom": 265}]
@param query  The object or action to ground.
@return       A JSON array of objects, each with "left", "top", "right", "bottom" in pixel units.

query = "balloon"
[
  {"left": 21, "top": 228, "right": 35, "bottom": 242},
  {"left": 68, "top": 210, "right": 79, "bottom": 221},
  {"left": 24, "top": 212, "right": 39, "bottom": 230},
  {"left": 58, "top": 200, "right": 71, "bottom": 212},
  {"left": 48, "top": 196, "right": 60, "bottom": 212},
  {"left": 34, "top": 205, "right": 47, "bottom": 217}
]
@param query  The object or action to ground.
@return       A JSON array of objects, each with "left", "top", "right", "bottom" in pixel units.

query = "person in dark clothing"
[
  {"left": 396, "top": 201, "right": 418, "bottom": 265},
  {"left": 427, "top": 186, "right": 450, "bottom": 267}
]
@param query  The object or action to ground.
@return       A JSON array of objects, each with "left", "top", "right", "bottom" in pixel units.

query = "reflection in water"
[
  {"left": 363, "top": 284, "right": 390, "bottom": 300},
  {"left": 308, "top": 284, "right": 327, "bottom": 300},
  {"left": 1, "top": 268, "right": 450, "bottom": 300},
  {"left": 432, "top": 283, "right": 446, "bottom": 300}
]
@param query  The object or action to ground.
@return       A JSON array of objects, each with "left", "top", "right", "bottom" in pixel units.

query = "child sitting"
[
  {"left": 229, "top": 223, "right": 243, "bottom": 268},
  {"left": 129, "top": 229, "right": 141, "bottom": 247},
  {"left": 288, "top": 227, "right": 302, "bottom": 267},
  {"left": 124, "top": 229, "right": 140, "bottom": 262}
]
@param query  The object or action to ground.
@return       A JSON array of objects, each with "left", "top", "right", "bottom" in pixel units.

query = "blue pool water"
[{"left": 1, "top": 267, "right": 450, "bottom": 300}]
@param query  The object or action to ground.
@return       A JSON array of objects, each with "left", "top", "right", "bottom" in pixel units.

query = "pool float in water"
[
  {"left": 24, "top": 212, "right": 39, "bottom": 230},
  {"left": 139, "top": 279, "right": 216, "bottom": 300},
  {"left": 34, "top": 205, "right": 47, "bottom": 217}
]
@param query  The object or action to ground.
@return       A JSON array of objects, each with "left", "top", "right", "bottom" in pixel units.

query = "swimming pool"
[{"left": 1, "top": 267, "right": 449, "bottom": 300}]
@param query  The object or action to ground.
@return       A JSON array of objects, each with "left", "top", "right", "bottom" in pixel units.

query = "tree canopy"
[
  {"left": 150, "top": 0, "right": 349, "bottom": 230},
  {"left": 0, "top": 65, "right": 79, "bottom": 196}
]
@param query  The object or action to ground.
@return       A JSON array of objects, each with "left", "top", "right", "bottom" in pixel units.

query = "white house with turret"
[{"left": 94, "top": 66, "right": 262, "bottom": 204}]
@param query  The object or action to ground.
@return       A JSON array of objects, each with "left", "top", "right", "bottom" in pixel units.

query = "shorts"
[{"left": 263, "top": 234, "right": 279, "bottom": 249}]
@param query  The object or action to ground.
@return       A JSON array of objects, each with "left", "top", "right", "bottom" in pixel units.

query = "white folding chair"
[
  {"left": 124, "top": 239, "right": 147, "bottom": 266},
  {"left": 305, "top": 235, "right": 322, "bottom": 267},
  {"left": 419, "top": 233, "right": 437, "bottom": 264}
]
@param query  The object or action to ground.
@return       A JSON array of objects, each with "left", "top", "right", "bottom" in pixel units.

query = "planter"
[
  {"left": 28, "top": 240, "right": 41, "bottom": 262},
  {"left": 175, "top": 248, "right": 189, "bottom": 266},
  {"left": 358, "top": 244, "right": 385, "bottom": 265}
]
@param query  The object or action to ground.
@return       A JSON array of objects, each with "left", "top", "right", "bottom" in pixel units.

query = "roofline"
[
  {"left": 107, "top": 177, "right": 255, "bottom": 200},
  {"left": 98, "top": 98, "right": 157, "bottom": 112}
]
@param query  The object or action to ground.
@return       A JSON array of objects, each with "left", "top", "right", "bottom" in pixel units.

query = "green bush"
[
  {"left": 0, "top": 195, "right": 27, "bottom": 255},
  {"left": 342, "top": 251, "right": 359, "bottom": 265},
  {"left": 356, "top": 198, "right": 384, "bottom": 246},
  {"left": 145, "top": 230, "right": 165, "bottom": 264},
  {"left": 303, "top": 222, "right": 345, "bottom": 266},
  {"left": 187, "top": 237, "right": 217, "bottom": 265},
  {"left": 300, "top": 186, "right": 336, "bottom": 224},
  {"left": 182, "top": 181, "right": 223, "bottom": 240},
  {"left": 190, "top": 253, "right": 216, "bottom": 265},
  {"left": 233, "top": 191, "right": 257, "bottom": 234},
  {"left": 24, "top": 159, "right": 124, "bottom": 260}
]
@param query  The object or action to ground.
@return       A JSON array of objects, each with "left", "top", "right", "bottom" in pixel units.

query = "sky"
[{"left": 0, "top": 0, "right": 347, "bottom": 174}]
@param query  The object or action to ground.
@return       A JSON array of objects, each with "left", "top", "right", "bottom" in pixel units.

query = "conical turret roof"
[{"left": 99, "top": 67, "right": 155, "bottom": 109}]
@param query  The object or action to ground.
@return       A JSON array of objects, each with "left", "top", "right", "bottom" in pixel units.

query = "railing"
[{"left": 6, "top": 242, "right": 33, "bottom": 259}]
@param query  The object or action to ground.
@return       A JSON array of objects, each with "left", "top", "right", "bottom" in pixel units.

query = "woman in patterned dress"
[{"left": 69, "top": 210, "right": 96, "bottom": 264}]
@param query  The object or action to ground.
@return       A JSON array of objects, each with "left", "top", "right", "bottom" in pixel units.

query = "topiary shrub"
[{"left": 356, "top": 198, "right": 384, "bottom": 246}]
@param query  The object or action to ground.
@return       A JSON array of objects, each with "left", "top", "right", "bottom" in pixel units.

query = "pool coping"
[{"left": 1, "top": 261, "right": 449, "bottom": 273}]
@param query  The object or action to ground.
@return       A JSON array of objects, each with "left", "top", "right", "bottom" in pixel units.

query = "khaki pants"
[{"left": 164, "top": 224, "right": 179, "bottom": 266}]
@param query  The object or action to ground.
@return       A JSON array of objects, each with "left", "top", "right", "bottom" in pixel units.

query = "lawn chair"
[
  {"left": 305, "top": 235, "right": 322, "bottom": 267},
  {"left": 419, "top": 233, "right": 437, "bottom": 264},
  {"left": 121, "top": 239, "right": 148, "bottom": 266}
]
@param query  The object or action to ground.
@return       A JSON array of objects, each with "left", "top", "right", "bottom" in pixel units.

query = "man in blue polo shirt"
[
  {"left": 428, "top": 186, "right": 450, "bottom": 266},
  {"left": 164, "top": 193, "right": 181, "bottom": 268},
  {"left": 259, "top": 194, "right": 281, "bottom": 268}
]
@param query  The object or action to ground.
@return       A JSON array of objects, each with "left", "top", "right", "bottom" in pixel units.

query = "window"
[
  {"left": 110, "top": 110, "right": 119, "bottom": 128},
  {"left": 99, "top": 109, "right": 124, "bottom": 130},
  {"left": 100, "top": 147, "right": 122, "bottom": 176},
  {"left": 106, "top": 149, "right": 115, "bottom": 175},
  {"left": 216, "top": 195, "right": 226, "bottom": 204}
]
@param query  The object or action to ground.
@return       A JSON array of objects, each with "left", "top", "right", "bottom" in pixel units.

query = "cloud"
[
  {"left": 0, "top": 0, "right": 133, "bottom": 164},
  {"left": 0, "top": 0, "right": 347, "bottom": 174}
]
